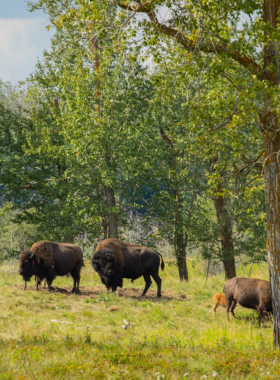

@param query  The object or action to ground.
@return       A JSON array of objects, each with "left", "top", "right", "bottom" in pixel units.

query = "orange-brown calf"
[{"left": 213, "top": 293, "right": 227, "bottom": 317}]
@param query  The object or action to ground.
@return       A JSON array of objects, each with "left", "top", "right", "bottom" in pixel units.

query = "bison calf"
[
  {"left": 212, "top": 293, "right": 227, "bottom": 317},
  {"left": 223, "top": 277, "right": 272, "bottom": 323}
]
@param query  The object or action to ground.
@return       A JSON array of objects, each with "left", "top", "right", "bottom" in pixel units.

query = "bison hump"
[{"left": 31, "top": 241, "right": 54, "bottom": 267}]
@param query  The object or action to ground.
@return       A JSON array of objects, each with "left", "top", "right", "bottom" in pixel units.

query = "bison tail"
[
  {"left": 156, "top": 251, "right": 165, "bottom": 271},
  {"left": 82, "top": 261, "right": 85, "bottom": 267}
]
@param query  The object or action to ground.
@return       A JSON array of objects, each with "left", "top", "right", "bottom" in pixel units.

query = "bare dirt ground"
[{"left": 14, "top": 284, "right": 187, "bottom": 301}]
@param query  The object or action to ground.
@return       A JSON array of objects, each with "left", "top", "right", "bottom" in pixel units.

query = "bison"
[
  {"left": 223, "top": 277, "right": 272, "bottom": 322},
  {"left": 212, "top": 293, "right": 227, "bottom": 317},
  {"left": 19, "top": 241, "right": 83, "bottom": 294},
  {"left": 91, "top": 238, "right": 164, "bottom": 297}
]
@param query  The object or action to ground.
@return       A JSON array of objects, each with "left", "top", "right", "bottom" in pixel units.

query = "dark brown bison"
[
  {"left": 223, "top": 277, "right": 272, "bottom": 322},
  {"left": 19, "top": 241, "right": 83, "bottom": 294},
  {"left": 91, "top": 238, "right": 164, "bottom": 297}
]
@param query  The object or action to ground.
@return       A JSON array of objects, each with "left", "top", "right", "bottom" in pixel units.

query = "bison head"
[
  {"left": 18, "top": 250, "right": 38, "bottom": 282},
  {"left": 91, "top": 248, "right": 115, "bottom": 284}
]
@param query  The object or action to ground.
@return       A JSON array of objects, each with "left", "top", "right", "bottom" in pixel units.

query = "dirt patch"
[{"left": 14, "top": 284, "right": 187, "bottom": 301}]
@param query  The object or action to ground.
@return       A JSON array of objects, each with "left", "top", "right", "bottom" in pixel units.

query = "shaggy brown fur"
[
  {"left": 223, "top": 277, "right": 272, "bottom": 322},
  {"left": 93, "top": 238, "right": 164, "bottom": 296},
  {"left": 19, "top": 241, "right": 83, "bottom": 293},
  {"left": 31, "top": 241, "right": 54, "bottom": 267},
  {"left": 95, "top": 239, "right": 127, "bottom": 272},
  {"left": 213, "top": 293, "right": 227, "bottom": 317}
]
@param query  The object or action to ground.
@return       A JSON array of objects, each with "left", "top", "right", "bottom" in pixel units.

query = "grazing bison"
[
  {"left": 19, "top": 241, "right": 83, "bottom": 294},
  {"left": 91, "top": 238, "right": 164, "bottom": 297},
  {"left": 212, "top": 293, "right": 227, "bottom": 317},
  {"left": 223, "top": 277, "right": 272, "bottom": 322}
]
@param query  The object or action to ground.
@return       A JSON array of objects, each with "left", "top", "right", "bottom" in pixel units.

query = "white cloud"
[{"left": 0, "top": 18, "right": 52, "bottom": 83}]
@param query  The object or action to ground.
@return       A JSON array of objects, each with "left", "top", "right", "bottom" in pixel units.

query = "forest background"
[
  {"left": 0, "top": 0, "right": 275, "bottom": 337},
  {"left": 0, "top": 0, "right": 267, "bottom": 278}
]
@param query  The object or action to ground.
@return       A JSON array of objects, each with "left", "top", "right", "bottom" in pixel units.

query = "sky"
[{"left": 0, "top": 0, "right": 53, "bottom": 84}]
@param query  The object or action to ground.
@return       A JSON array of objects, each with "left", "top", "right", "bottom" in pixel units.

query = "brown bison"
[
  {"left": 223, "top": 277, "right": 272, "bottom": 322},
  {"left": 212, "top": 293, "right": 227, "bottom": 317},
  {"left": 91, "top": 238, "right": 164, "bottom": 297},
  {"left": 19, "top": 241, "right": 83, "bottom": 294}
]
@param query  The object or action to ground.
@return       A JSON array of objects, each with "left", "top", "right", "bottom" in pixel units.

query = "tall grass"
[{"left": 0, "top": 259, "right": 277, "bottom": 379}]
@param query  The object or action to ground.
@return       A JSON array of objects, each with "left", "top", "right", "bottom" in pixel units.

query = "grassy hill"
[{"left": 0, "top": 260, "right": 276, "bottom": 379}]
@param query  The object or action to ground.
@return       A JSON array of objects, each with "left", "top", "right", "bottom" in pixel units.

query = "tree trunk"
[
  {"left": 214, "top": 182, "right": 236, "bottom": 280},
  {"left": 262, "top": 111, "right": 280, "bottom": 346},
  {"left": 101, "top": 216, "right": 108, "bottom": 239},
  {"left": 174, "top": 210, "right": 188, "bottom": 281},
  {"left": 104, "top": 185, "right": 119, "bottom": 239},
  {"left": 175, "top": 243, "right": 188, "bottom": 281},
  {"left": 261, "top": 0, "right": 280, "bottom": 346}
]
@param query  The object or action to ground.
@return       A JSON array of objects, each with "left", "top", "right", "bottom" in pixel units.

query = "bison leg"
[
  {"left": 24, "top": 281, "right": 27, "bottom": 291},
  {"left": 142, "top": 274, "right": 152, "bottom": 296},
  {"left": 151, "top": 273, "right": 162, "bottom": 297},
  {"left": 70, "top": 268, "right": 81, "bottom": 294},
  {"left": 259, "top": 305, "right": 270, "bottom": 324},
  {"left": 46, "top": 278, "right": 54, "bottom": 292},
  {"left": 213, "top": 302, "right": 219, "bottom": 317},
  {"left": 229, "top": 300, "right": 237, "bottom": 318},
  {"left": 35, "top": 277, "right": 39, "bottom": 291},
  {"left": 226, "top": 298, "right": 234, "bottom": 321},
  {"left": 75, "top": 276, "right": 81, "bottom": 294},
  {"left": 70, "top": 277, "right": 76, "bottom": 294}
]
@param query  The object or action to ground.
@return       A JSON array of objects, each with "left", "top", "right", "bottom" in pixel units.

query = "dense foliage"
[{"left": 0, "top": 1, "right": 267, "bottom": 281}]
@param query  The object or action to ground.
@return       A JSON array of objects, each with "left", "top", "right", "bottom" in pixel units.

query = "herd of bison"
[{"left": 17, "top": 238, "right": 272, "bottom": 323}]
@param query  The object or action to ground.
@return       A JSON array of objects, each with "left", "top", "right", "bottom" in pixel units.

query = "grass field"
[{"left": 0, "top": 260, "right": 277, "bottom": 380}]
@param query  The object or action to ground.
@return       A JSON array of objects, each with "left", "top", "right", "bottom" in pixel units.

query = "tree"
[
  {"left": 29, "top": 0, "right": 268, "bottom": 280},
  {"left": 135, "top": 71, "right": 211, "bottom": 281},
  {"left": 100, "top": 0, "right": 280, "bottom": 345},
  {"left": 4, "top": 21, "right": 156, "bottom": 243}
]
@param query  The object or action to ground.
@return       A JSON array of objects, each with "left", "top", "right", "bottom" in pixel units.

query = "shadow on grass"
[{"left": 14, "top": 284, "right": 187, "bottom": 302}]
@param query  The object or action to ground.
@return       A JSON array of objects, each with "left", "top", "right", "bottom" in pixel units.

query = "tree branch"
[
  {"left": 202, "top": 96, "right": 239, "bottom": 139},
  {"left": 159, "top": 127, "right": 173, "bottom": 148},
  {"left": 113, "top": 1, "right": 272, "bottom": 82}
]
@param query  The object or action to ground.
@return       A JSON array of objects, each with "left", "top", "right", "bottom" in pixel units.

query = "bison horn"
[
  {"left": 92, "top": 259, "right": 100, "bottom": 263},
  {"left": 30, "top": 253, "right": 35, "bottom": 259}
]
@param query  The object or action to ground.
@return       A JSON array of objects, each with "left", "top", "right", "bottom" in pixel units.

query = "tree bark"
[
  {"left": 101, "top": 216, "right": 108, "bottom": 239},
  {"left": 261, "top": 110, "right": 280, "bottom": 345},
  {"left": 175, "top": 232, "right": 188, "bottom": 281},
  {"left": 174, "top": 192, "right": 188, "bottom": 281},
  {"left": 261, "top": 0, "right": 280, "bottom": 346},
  {"left": 214, "top": 181, "right": 236, "bottom": 280},
  {"left": 104, "top": 185, "right": 119, "bottom": 239}
]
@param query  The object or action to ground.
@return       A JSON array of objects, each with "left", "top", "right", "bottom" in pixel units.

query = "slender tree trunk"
[
  {"left": 214, "top": 182, "right": 236, "bottom": 280},
  {"left": 159, "top": 127, "right": 188, "bottom": 280},
  {"left": 101, "top": 216, "right": 108, "bottom": 239},
  {"left": 174, "top": 197, "right": 188, "bottom": 281},
  {"left": 104, "top": 185, "right": 119, "bottom": 239},
  {"left": 175, "top": 235, "right": 188, "bottom": 281}
]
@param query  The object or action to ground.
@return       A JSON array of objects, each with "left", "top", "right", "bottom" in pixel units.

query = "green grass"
[{"left": 0, "top": 260, "right": 277, "bottom": 379}]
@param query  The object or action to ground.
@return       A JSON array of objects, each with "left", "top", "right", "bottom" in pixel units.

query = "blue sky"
[{"left": 0, "top": 0, "right": 53, "bottom": 83}]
